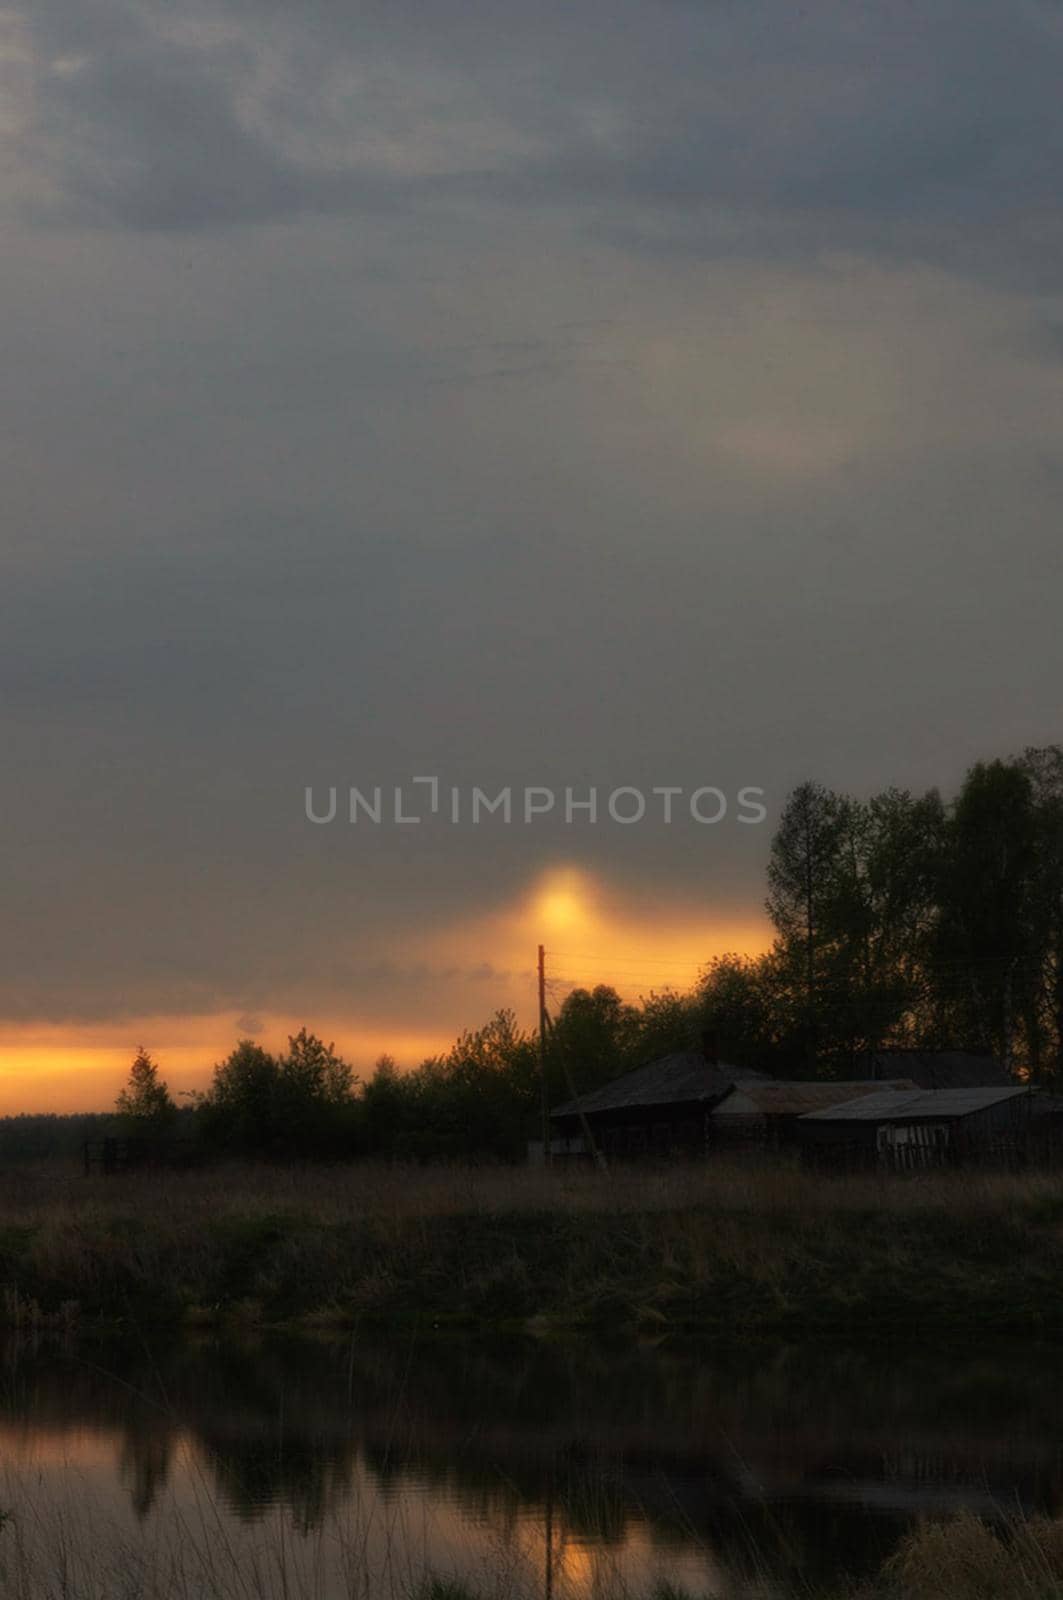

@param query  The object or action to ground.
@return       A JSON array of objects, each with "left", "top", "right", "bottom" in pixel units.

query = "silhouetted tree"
[
  {"left": 632, "top": 989, "right": 696, "bottom": 1064},
  {"left": 276, "top": 1030, "right": 358, "bottom": 1155},
  {"left": 198, "top": 1032, "right": 359, "bottom": 1157},
  {"left": 766, "top": 781, "right": 849, "bottom": 1067},
  {"left": 198, "top": 1039, "right": 281, "bottom": 1154},
  {"left": 859, "top": 786, "right": 947, "bottom": 1045},
  {"left": 696, "top": 952, "right": 794, "bottom": 1074},
  {"left": 115, "top": 1047, "right": 176, "bottom": 1131},
  {"left": 932, "top": 759, "right": 1039, "bottom": 1067},
  {"left": 361, "top": 1054, "right": 408, "bottom": 1155},
  {"left": 547, "top": 985, "right": 639, "bottom": 1098},
  {"left": 1020, "top": 746, "right": 1063, "bottom": 1081}
]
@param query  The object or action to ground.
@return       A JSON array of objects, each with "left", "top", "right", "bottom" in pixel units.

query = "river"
[{"left": 0, "top": 1330, "right": 1055, "bottom": 1598}]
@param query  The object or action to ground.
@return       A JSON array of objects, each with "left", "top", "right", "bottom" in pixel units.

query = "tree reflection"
[{"left": 4, "top": 1332, "right": 1063, "bottom": 1592}]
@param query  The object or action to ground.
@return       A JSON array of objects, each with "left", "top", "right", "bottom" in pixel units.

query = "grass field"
[{"left": 2, "top": 1157, "right": 1063, "bottom": 1335}]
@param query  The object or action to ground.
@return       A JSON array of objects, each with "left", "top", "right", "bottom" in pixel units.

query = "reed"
[{"left": 5, "top": 1495, "right": 1063, "bottom": 1599}]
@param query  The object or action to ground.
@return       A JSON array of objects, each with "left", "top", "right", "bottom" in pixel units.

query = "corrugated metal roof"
[
  {"left": 713, "top": 1079, "right": 917, "bottom": 1117},
  {"left": 800, "top": 1086, "right": 1030, "bottom": 1123},
  {"left": 859, "top": 1051, "right": 1012, "bottom": 1090},
  {"left": 551, "top": 1049, "right": 770, "bottom": 1118}
]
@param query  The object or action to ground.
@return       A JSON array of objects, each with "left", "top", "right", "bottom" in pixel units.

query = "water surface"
[{"left": 0, "top": 1331, "right": 1057, "bottom": 1597}]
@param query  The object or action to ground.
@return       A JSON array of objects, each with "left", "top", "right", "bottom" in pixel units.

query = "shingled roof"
[
  {"left": 550, "top": 1049, "right": 770, "bottom": 1120},
  {"left": 858, "top": 1050, "right": 1012, "bottom": 1090}
]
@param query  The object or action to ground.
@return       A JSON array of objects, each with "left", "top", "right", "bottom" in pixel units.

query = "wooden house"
[
  {"left": 796, "top": 1085, "right": 1032, "bottom": 1171},
  {"left": 549, "top": 1041, "right": 770, "bottom": 1161},
  {"left": 1028, "top": 1091, "right": 1063, "bottom": 1163}
]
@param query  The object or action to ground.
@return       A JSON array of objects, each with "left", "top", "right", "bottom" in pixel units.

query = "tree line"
[
  {"left": 102, "top": 1002, "right": 697, "bottom": 1163},
  {"left": 753, "top": 745, "right": 1063, "bottom": 1079},
  {"left": 7, "top": 743, "right": 1058, "bottom": 1164}
]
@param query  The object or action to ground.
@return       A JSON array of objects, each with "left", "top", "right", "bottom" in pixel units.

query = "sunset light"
[
  {"left": 435, "top": 863, "right": 772, "bottom": 1015},
  {"left": 1, "top": 0, "right": 1058, "bottom": 1589},
  {"left": 532, "top": 867, "right": 596, "bottom": 934},
  {"left": 0, "top": 864, "right": 772, "bottom": 1111}
]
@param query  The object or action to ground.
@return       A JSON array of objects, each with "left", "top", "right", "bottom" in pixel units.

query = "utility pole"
[
  {"left": 538, "top": 944, "right": 551, "bottom": 1166},
  {"left": 538, "top": 942, "right": 609, "bottom": 1175}
]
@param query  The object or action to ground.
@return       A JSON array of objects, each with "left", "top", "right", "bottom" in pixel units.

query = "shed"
[
  {"left": 797, "top": 1085, "right": 1032, "bottom": 1171},
  {"left": 549, "top": 1045, "right": 770, "bottom": 1160},
  {"left": 1028, "top": 1091, "right": 1063, "bottom": 1162},
  {"left": 711, "top": 1079, "right": 917, "bottom": 1148}
]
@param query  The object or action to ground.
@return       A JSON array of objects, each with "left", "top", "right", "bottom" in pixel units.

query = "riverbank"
[{"left": 2, "top": 1158, "right": 1063, "bottom": 1334}]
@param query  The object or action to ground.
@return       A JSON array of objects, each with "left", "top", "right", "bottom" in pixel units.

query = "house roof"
[
  {"left": 859, "top": 1050, "right": 1012, "bottom": 1090},
  {"left": 713, "top": 1079, "right": 917, "bottom": 1118},
  {"left": 550, "top": 1049, "right": 770, "bottom": 1120},
  {"left": 800, "top": 1085, "right": 1030, "bottom": 1124}
]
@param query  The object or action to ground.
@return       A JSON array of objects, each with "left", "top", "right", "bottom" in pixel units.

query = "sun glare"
[
  {"left": 471, "top": 863, "right": 771, "bottom": 1003},
  {"left": 533, "top": 867, "right": 595, "bottom": 932}
]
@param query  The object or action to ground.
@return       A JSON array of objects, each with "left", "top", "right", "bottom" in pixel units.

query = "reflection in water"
[{"left": 0, "top": 1331, "right": 1061, "bottom": 1597}]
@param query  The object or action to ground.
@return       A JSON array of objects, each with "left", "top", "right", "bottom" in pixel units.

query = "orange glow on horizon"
[
  {"left": 452, "top": 862, "right": 770, "bottom": 1001},
  {"left": 0, "top": 1020, "right": 454, "bottom": 1115},
  {"left": 0, "top": 867, "right": 770, "bottom": 1113}
]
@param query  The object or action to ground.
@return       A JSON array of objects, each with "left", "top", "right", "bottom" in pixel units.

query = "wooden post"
[
  {"left": 538, "top": 944, "right": 551, "bottom": 1167},
  {"left": 548, "top": 1013, "right": 609, "bottom": 1174}
]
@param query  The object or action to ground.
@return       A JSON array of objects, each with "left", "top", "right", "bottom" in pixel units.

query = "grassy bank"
[{"left": 3, "top": 1159, "right": 1063, "bottom": 1334}]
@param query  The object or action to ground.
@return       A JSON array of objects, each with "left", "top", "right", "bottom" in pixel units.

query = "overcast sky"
[{"left": 3, "top": 0, "right": 1063, "bottom": 1101}]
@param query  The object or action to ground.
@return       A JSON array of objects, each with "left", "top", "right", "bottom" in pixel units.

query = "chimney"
[{"left": 700, "top": 1028, "right": 719, "bottom": 1068}]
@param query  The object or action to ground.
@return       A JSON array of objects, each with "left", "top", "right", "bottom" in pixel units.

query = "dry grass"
[
  {"left": 2, "top": 1158, "right": 1063, "bottom": 1334},
  {"left": 882, "top": 1510, "right": 1063, "bottom": 1598},
  {"left": 4, "top": 1155, "right": 1063, "bottom": 1225},
  {"left": 5, "top": 1484, "right": 1063, "bottom": 1600}
]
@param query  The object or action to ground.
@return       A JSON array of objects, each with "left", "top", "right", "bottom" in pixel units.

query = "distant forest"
[{"left": 7, "top": 744, "right": 1063, "bottom": 1164}]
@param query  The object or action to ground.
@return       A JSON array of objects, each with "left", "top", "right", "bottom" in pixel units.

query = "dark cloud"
[
  {"left": 1, "top": 0, "right": 1062, "bottom": 1034},
  {"left": 14, "top": 0, "right": 1063, "bottom": 279},
  {"left": 22, "top": 11, "right": 403, "bottom": 228}
]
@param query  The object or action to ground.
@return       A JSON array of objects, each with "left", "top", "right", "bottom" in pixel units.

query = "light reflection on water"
[
  {"left": 0, "top": 1437, "right": 717, "bottom": 1599},
  {"left": 0, "top": 1333, "right": 1059, "bottom": 1598}
]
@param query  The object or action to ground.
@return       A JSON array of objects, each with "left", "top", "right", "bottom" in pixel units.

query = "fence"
[{"left": 83, "top": 1136, "right": 202, "bottom": 1175}]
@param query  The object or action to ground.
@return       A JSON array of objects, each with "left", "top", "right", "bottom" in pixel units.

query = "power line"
[{"left": 549, "top": 949, "right": 722, "bottom": 968}]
